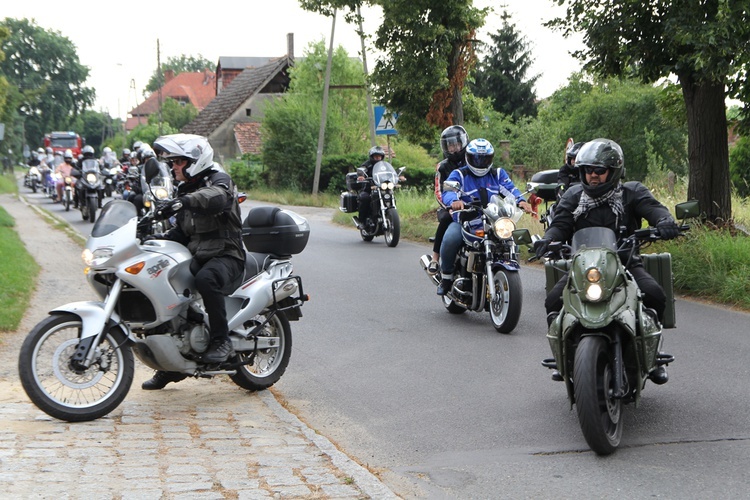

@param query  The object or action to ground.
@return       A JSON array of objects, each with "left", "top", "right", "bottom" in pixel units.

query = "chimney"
[
  {"left": 287, "top": 33, "right": 294, "bottom": 62},
  {"left": 164, "top": 69, "right": 175, "bottom": 83}
]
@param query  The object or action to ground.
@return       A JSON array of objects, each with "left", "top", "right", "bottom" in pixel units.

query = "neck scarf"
[{"left": 573, "top": 184, "right": 624, "bottom": 225}]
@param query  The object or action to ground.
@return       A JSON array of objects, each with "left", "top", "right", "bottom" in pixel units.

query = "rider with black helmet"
[
  {"left": 426, "top": 125, "right": 470, "bottom": 274},
  {"left": 534, "top": 138, "right": 681, "bottom": 382},
  {"left": 558, "top": 141, "right": 585, "bottom": 195},
  {"left": 354, "top": 145, "right": 386, "bottom": 229}
]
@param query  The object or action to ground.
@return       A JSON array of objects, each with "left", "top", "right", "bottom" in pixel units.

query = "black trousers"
[
  {"left": 432, "top": 208, "right": 453, "bottom": 254},
  {"left": 545, "top": 264, "right": 667, "bottom": 321},
  {"left": 192, "top": 255, "right": 245, "bottom": 340}
]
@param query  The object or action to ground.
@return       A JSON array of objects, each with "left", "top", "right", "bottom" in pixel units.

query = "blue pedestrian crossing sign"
[{"left": 374, "top": 106, "right": 399, "bottom": 135}]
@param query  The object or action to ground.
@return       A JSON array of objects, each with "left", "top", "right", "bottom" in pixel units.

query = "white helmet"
[
  {"left": 153, "top": 134, "right": 215, "bottom": 179},
  {"left": 103, "top": 146, "right": 112, "bottom": 154}
]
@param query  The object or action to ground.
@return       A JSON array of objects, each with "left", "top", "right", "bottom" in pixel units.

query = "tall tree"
[
  {"left": 0, "top": 18, "right": 94, "bottom": 147},
  {"left": 472, "top": 10, "right": 540, "bottom": 120},
  {"left": 144, "top": 54, "right": 214, "bottom": 94},
  {"left": 548, "top": 1, "right": 750, "bottom": 223},
  {"left": 299, "top": 1, "right": 486, "bottom": 143}
]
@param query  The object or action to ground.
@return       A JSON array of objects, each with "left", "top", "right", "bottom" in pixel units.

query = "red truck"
[{"left": 43, "top": 131, "right": 83, "bottom": 157}]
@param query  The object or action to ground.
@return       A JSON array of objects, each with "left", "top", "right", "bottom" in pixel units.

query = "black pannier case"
[
  {"left": 242, "top": 206, "right": 310, "bottom": 256},
  {"left": 339, "top": 192, "right": 358, "bottom": 213},
  {"left": 529, "top": 169, "right": 561, "bottom": 202}
]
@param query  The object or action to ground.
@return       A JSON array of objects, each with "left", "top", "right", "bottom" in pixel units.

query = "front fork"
[
  {"left": 69, "top": 279, "right": 125, "bottom": 369},
  {"left": 611, "top": 329, "right": 627, "bottom": 399}
]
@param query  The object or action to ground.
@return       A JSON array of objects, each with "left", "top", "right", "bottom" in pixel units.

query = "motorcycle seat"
[{"left": 244, "top": 252, "right": 273, "bottom": 278}]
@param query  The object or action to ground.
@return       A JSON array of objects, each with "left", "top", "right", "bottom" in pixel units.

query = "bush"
[{"left": 730, "top": 136, "right": 750, "bottom": 197}]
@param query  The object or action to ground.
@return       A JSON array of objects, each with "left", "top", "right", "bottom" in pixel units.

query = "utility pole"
[
  {"left": 358, "top": 6, "right": 376, "bottom": 147},
  {"left": 157, "top": 39, "right": 163, "bottom": 135},
  {"left": 312, "top": 9, "right": 336, "bottom": 196}
]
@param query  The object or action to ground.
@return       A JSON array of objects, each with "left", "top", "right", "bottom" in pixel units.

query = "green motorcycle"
[{"left": 540, "top": 200, "right": 699, "bottom": 455}]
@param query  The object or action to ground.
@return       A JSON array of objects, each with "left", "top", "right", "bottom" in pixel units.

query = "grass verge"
[{"left": 0, "top": 172, "right": 40, "bottom": 331}]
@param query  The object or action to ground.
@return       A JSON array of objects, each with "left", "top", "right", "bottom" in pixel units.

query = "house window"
[{"left": 246, "top": 109, "right": 252, "bottom": 117}]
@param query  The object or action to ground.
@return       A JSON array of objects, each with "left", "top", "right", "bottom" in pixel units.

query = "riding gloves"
[
  {"left": 533, "top": 238, "right": 551, "bottom": 259},
  {"left": 656, "top": 217, "right": 680, "bottom": 240},
  {"left": 157, "top": 197, "right": 190, "bottom": 220}
]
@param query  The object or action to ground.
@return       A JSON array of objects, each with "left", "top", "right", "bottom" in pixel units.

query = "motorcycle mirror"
[
  {"left": 443, "top": 180, "right": 461, "bottom": 192},
  {"left": 675, "top": 199, "right": 700, "bottom": 220},
  {"left": 356, "top": 167, "right": 366, "bottom": 177},
  {"left": 143, "top": 158, "right": 161, "bottom": 183},
  {"left": 397, "top": 166, "right": 406, "bottom": 175},
  {"left": 512, "top": 229, "right": 532, "bottom": 245}
]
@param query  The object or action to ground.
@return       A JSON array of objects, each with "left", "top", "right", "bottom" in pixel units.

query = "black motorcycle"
[
  {"left": 76, "top": 159, "right": 104, "bottom": 222},
  {"left": 339, "top": 161, "right": 404, "bottom": 247},
  {"left": 420, "top": 183, "right": 531, "bottom": 333}
]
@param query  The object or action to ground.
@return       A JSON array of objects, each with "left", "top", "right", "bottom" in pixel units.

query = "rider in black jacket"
[
  {"left": 354, "top": 145, "right": 385, "bottom": 229},
  {"left": 534, "top": 138, "right": 680, "bottom": 382},
  {"left": 143, "top": 134, "right": 245, "bottom": 390}
]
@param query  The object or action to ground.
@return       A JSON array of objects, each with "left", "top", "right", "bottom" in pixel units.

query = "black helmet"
[
  {"left": 566, "top": 141, "right": 585, "bottom": 164},
  {"left": 368, "top": 146, "right": 385, "bottom": 162},
  {"left": 576, "top": 138, "right": 624, "bottom": 197},
  {"left": 440, "top": 125, "right": 469, "bottom": 163}
]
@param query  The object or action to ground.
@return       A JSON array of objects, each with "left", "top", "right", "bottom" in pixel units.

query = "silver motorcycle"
[{"left": 18, "top": 200, "right": 310, "bottom": 422}]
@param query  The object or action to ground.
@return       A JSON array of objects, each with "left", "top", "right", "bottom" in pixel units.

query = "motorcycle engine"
[{"left": 178, "top": 323, "right": 210, "bottom": 355}]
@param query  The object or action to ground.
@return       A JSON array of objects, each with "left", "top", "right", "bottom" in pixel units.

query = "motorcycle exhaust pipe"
[{"left": 419, "top": 254, "right": 440, "bottom": 286}]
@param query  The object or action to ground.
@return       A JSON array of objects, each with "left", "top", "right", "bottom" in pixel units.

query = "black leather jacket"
[
  {"left": 164, "top": 169, "right": 244, "bottom": 265},
  {"left": 545, "top": 181, "right": 673, "bottom": 265}
]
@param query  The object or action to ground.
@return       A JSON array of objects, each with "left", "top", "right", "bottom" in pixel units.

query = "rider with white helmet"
[{"left": 141, "top": 134, "right": 245, "bottom": 390}]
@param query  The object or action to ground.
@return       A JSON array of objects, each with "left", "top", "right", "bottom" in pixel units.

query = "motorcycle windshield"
[
  {"left": 81, "top": 159, "right": 99, "bottom": 173},
  {"left": 371, "top": 161, "right": 398, "bottom": 185},
  {"left": 571, "top": 226, "right": 617, "bottom": 252},
  {"left": 91, "top": 200, "right": 138, "bottom": 237},
  {"left": 147, "top": 162, "right": 174, "bottom": 200},
  {"left": 486, "top": 194, "right": 523, "bottom": 223}
]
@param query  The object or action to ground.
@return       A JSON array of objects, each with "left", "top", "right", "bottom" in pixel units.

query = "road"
[{"left": 23, "top": 186, "right": 750, "bottom": 499}]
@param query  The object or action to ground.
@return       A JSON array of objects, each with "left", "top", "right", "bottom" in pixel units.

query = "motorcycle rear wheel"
[
  {"left": 442, "top": 293, "right": 466, "bottom": 314},
  {"left": 18, "top": 313, "right": 135, "bottom": 422},
  {"left": 384, "top": 208, "right": 400, "bottom": 247},
  {"left": 490, "top": 270, "right": 522, "bottom": 333},
  {"left": 229, "top": 311, "right": 292, "bottom": 391},
  {"left": 573, "top": 335, "right": 623, "bottom": 455}
]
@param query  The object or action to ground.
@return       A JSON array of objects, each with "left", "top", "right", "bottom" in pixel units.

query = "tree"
[
  {"left": 149, "top": 97, "right": 198, "bottom": 131},
  {"left": 472, "top": 10, "right": 540, "bottom": 120},
  {"left": 261, "top": 40, "right": 369, "bottom": 190},
  {"left": 548, "top": 1, "right": 750, "bottom": 223},
  {"left": 299, "top": 1, "right": 486, "bottom": 143},
  {"left": 144, "top": 54, "right": 214, "bottom": 95},
  {"left": 0, "top": 18, "right": 94, "bottom": 147}
]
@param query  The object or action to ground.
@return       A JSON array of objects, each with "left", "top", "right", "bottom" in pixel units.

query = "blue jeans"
[{"left": 439, "top": 222, "right": 464, "bottom": 278}]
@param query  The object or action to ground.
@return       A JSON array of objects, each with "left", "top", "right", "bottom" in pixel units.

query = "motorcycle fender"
[
  {"left": 50, "top": 301, "right": 132, "bottom": 342},
  {"left": 492, "top": 260, "right": 520, "bottom": 273}
]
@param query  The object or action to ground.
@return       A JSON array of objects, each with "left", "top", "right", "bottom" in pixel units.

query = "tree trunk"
[{"left": 680, "top": 74, "right": 732, "bottom": 223}]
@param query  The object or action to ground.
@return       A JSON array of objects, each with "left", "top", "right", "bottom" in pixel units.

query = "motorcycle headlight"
[
  {"left": 380, "top": 181, "right": 394, "bottom": 190},
  {"left": 585, "top": 267, "right": 602, "bottom": 283},
  {"left": 82, "top": 247, "right": 113, "bottom": 267},
  {"left": 86, "top": 173, "right": 97, "bottom": 183},
  {"left": 154, "top": 188, "right": 170, "bottom": 200},
  {"left": 585, "top": 283, "right": 604, "bottom": 301},
  {"left": 492, "top": 218, "right": 516, "bottom": 239}
]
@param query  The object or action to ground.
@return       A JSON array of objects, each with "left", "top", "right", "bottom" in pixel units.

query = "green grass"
[{"left": 0, "top": 206, "right": 40, "bottom": 331}]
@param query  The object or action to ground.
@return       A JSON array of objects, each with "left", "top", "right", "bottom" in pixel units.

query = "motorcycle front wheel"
[
  {"left": 18, "top": 313, "right": 135, "bottom": 422},
  {"left": 573, "top": 335, "right": 623, "bottom": 455},
  {"left": 87, "top": 197, "right": 97, "bottom": 223},
  {"left": 230, "top": 311, "right": 292, "bottom": 391},
  {"left": 490, "top": 270, "right": 523, "bottom": 333},
  {"left": 64, "top": 190, "right": 71, "bottom": 211},
  {"left": 384, "top": 208, "right": 400, "bottom": 247}
]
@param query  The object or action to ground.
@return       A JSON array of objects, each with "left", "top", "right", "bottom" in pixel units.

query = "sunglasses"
[
  {"left": 583, "top": 165, "right": 609, "bottom": 175},
  {"left": 167, "top": 158, "right": 189, "bottom": 167}
]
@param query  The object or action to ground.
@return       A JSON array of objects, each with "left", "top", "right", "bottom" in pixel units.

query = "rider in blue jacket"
[{"left": 437, "top": 138, "right": 532, "bottom": 295}]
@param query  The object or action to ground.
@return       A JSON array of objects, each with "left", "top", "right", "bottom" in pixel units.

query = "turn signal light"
[{"left": 125, "top": 262, "right": 145, "bottom": 275}]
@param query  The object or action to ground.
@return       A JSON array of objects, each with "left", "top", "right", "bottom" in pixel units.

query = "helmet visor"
[{"left": 466, "top": 153, "right": 494, "bottom": 170}]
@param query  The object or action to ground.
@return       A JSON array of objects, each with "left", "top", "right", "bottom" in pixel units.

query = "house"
[
  {"left": 181, "top": 34, "right": 295, "bottom": 162},
  {"left": 216, "top": 56, "right": 277, "bottom": 94},
  {"left": 125, "top": 69, "right": 217, "bottom": 132}
]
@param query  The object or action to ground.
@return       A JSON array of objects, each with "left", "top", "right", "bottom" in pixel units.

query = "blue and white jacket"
[{"left": 442, "top": 166, "right": 526, "bottom": 223}]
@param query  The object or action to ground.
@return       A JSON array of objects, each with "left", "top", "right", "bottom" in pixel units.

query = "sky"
[{"left": 5, "top": 0, "right": 584, "bottom": 120}]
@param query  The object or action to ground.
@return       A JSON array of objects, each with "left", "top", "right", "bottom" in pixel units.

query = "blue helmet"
[{"left": 465, "top": 138, "right": 495, "bottom": 176}]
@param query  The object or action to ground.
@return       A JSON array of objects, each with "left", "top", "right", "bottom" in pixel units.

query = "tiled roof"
[
  {"left": 234, "top": 122, "right": 263, "bottom": 155},
  {"left": 217, "top": 56, "right": 275, "bottom": 71},
  {"left": 182, "top": 56, "right": 291, "bottom": 137},
  {"left": 129, "top": 70, "right": 216, "bottom": 116}
]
